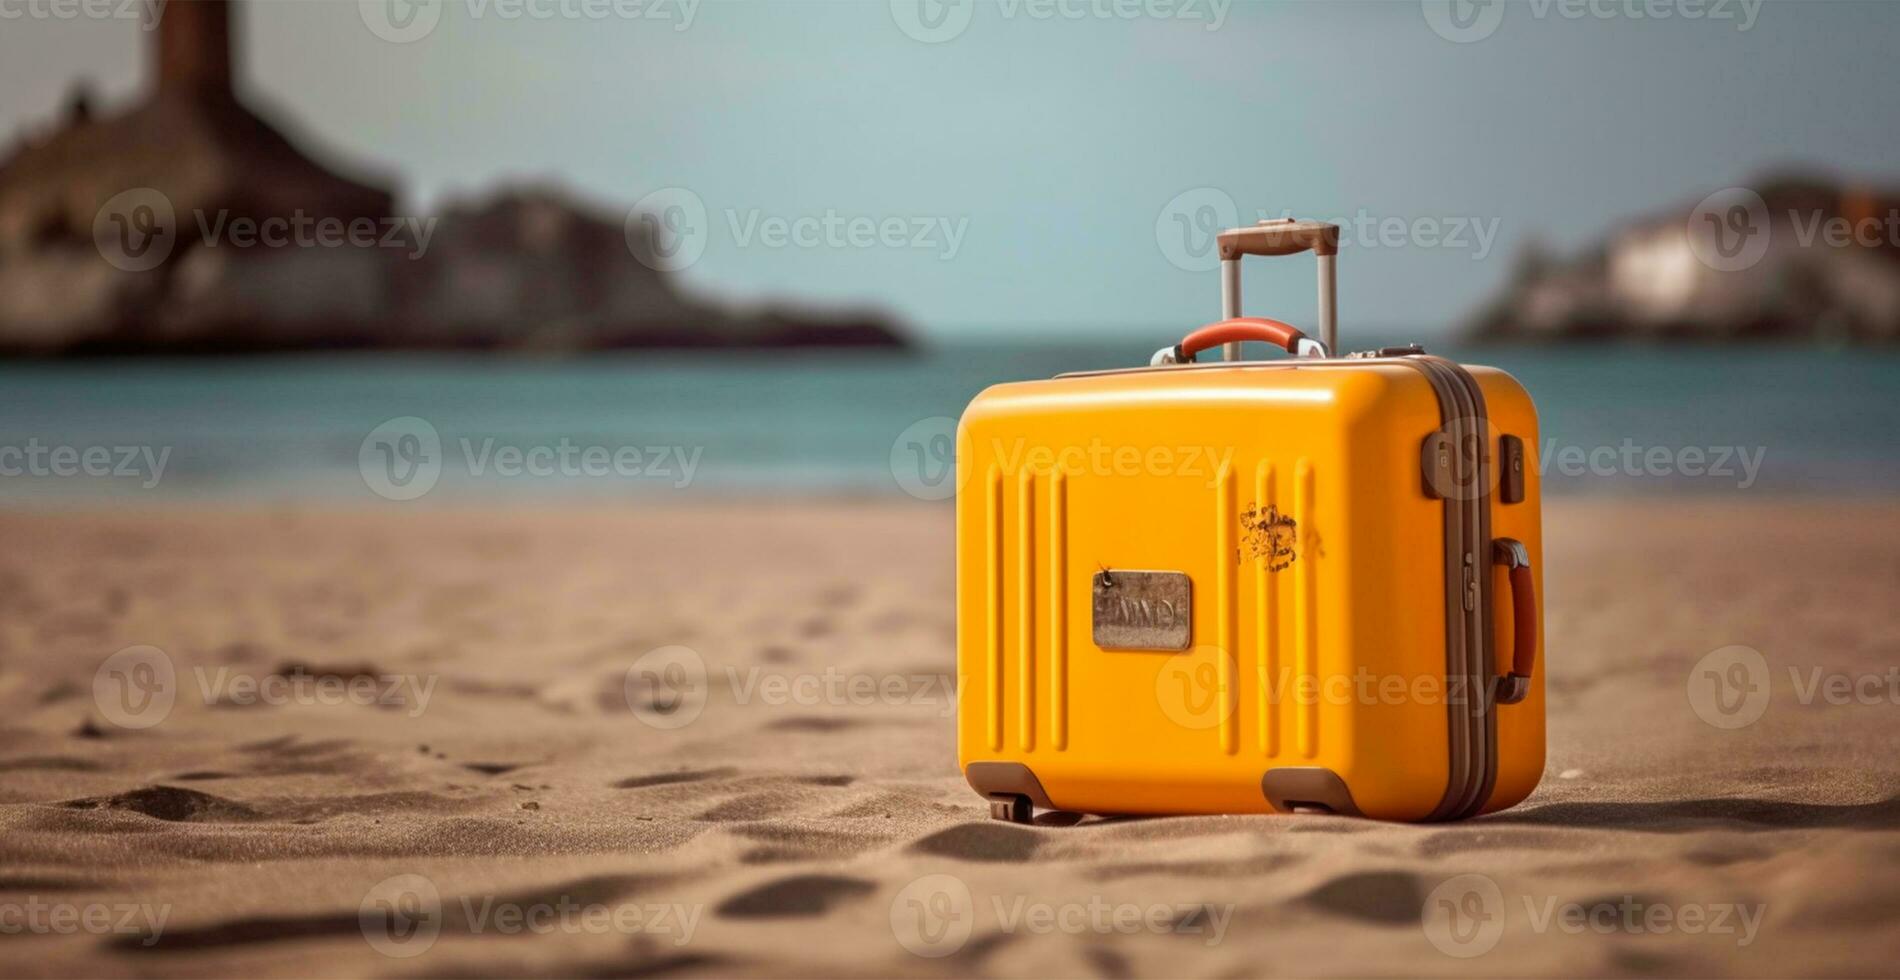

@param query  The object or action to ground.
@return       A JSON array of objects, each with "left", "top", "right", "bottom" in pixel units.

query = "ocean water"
[{"left": 0, "top": 338, "right": 1895, "bottom": 504}]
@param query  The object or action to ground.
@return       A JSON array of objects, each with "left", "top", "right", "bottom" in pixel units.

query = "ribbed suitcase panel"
[
  {"left": 1049, "top": 470, "right": 1068, "bottom": 752},
  {"left": 985, "top": 466, "right": 1004, "bottom": 753},
  {"left": 1016, "top": 471, "right": 1036, "bottom": 753},
  {"left": 1295, "top": 458, "right": 1318, "bottom": 759},
  {"left": 1254, "top": 459, "right": 1279, "bottom": 757},
  {"left": 1216, "top": 464, "right": 1239, "bottom": 756}
]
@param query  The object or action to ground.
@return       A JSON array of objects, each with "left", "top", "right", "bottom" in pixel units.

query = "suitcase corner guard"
[
  {"left": 1262, "top": 767, "right": 1363, "bottom": 817},
  {"left": 966, "top": 761, "right": 1053, "bottom": 824}
]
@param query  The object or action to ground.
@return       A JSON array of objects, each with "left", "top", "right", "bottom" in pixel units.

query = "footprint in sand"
[
  {"left": 60, "top": 785, "right": 262, "bottom": 823},
  {"left": 0, "top": 756, "right": 102, "bottom": 773},
  {"left": 909, "top": 822, "right": 1044, "bottom": 863},
  {"left": 763, "top": 717, "right": 867, "bottom": 733},
  {"left": 1083, "top": 945, "right": 1134, "bottom": 979},
  {"left": 828, "top": 792, "right": 963, "bottom": 821},
  {"left": 116, "top": 873, "right": 660, "bottom": 952},
  {"left": 1089, "top": 853, "right": 1303, "bottom": 882},
  {"left": 814, "top": 585, "right": 860, "bottom": 612},
  {"left": 613, "top": 767, "right": 739, "bottom": 790},
  {"left": 1298, "top": 871, "right": 1426, "bottom": 927},
  {"left": 714, "top": 874, "right": 875, "bottom": 919},
  {"left": 694, "top": 791, "right": 806, "bottom": 822},
  {"left": 1681, "top": 842, "right": 1773, "bottom": 867},
  {"left": 34, "top": 680, "right": 82, "bottom": 705},
  {"left": 1500, "top": 794, "right": 1900, "bottom": 830},
  {"left": 729, "top": 824, "right": 895, "bottom": 865},
  {"left": 0, "top": 874, "right": 115, "bottom": 892},
  {"left": 460, "top": 762, "right": 526, "bottom": 776},
  {"left": 109, "top": 909, "right": 363, "bottom": 952}
]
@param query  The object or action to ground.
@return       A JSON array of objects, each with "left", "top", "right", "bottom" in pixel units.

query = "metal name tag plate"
[{"left": 1092, "top": 570, "right": 1192, "bottom": 651}]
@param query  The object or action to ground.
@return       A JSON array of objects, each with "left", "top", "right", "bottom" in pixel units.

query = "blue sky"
[{"left": 6, "top": 1, "right": 1900, "bottom": 338}]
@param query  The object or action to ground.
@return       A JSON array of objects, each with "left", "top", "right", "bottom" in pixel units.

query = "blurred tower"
[
  {"left": 155, "top": 0, "right": 236, "bottom": 99},
  {"left": 0, "top": 0, "right": 399, "bottom": 350}
]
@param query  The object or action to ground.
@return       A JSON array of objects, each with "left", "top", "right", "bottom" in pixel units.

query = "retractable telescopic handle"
[{"left": 1215, "top": 218, "right": 1340, "bottom": 361}]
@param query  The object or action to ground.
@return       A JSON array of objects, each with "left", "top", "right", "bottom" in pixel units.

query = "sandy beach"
[{"left": 1, "top": 498, "right": 1897, "bottom": 978}]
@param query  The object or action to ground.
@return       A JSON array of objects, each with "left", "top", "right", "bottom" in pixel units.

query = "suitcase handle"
[
  {"left": 1214, "top": 218, "right": 1340, "bottom": 361},
  {"left": 1217, "top": 218, "right": 1340, "bottom": 259},
  {"left": 1170, "top": 317, "right": 1327, "bottom": 363},
  {"left": 1493, "top": 538, "right": 1536, "bottom": 705}
]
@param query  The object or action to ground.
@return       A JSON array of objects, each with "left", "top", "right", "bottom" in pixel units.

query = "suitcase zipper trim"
[
  {"left": 1454, "top": 357, "right": 1501, "bottom": 820},
  {"left": 1409, "top": 355, "right": 1498, "bottom": 821},
  {"left": 1410, "top": 356, "right": 1475, "bottom": 821}
]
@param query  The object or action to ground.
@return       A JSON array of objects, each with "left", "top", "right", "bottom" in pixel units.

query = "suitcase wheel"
[{"left": 987, "top": 793, "right": 1033, "bottom": 824}]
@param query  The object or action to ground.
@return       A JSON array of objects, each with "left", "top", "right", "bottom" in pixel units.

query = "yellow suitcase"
[{"left": 956, "top": 218, "right": 1544, "bottom": 822}]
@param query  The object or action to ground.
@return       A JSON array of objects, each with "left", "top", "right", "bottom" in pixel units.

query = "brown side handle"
[
  {"left": 1493, "top": 538, "right": 1536, "bottom": 705},
  {"left": 1217, "top": 218, "right": 1340, "bottom": 259}
]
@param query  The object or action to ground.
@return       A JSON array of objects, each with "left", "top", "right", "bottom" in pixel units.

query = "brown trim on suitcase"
[
  {"left": 1401, "top": 357, "right": 1479, "bottom": 821},
  {"left": 1408, "top": 356, "right": 1499, "bottom": 821},
  {"left": 1499, "top": 434, "right": 1527, "bottom": 504},
  {"left": 1456, "top": 362, "right": 1501, "bottom": 819}
]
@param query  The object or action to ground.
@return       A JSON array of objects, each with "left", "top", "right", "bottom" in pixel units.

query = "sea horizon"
[{"left": 0, "top": 337, "right": 1893, "bottom": 504}]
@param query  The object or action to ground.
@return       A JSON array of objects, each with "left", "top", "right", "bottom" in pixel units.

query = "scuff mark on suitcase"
[{"left": 1237, "top": 503, "right": 1297, "bottom": 570}]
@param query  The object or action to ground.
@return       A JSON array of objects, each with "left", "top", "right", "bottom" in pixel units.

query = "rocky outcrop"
[
  {"left": 0, "top": 0, "right": 903, "bottom": 356},
  {"left": 391, "top": 187, "right": 902, "bottom": 352},
  {"left": 1468, "top": 175, "right": 1900, "bottom": 343}
]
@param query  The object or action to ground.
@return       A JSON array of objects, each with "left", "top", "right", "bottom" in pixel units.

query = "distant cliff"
[
  {"left": 0, "top": 0, "right": 903, "bottom": 356},
  {"left": 1468, "top": 175, "right": 1900, "bottom": 343}
]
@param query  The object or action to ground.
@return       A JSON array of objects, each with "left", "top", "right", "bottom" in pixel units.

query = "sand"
[{"left": 0, "top": 499, "right": 1897, "bottom": 978}]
